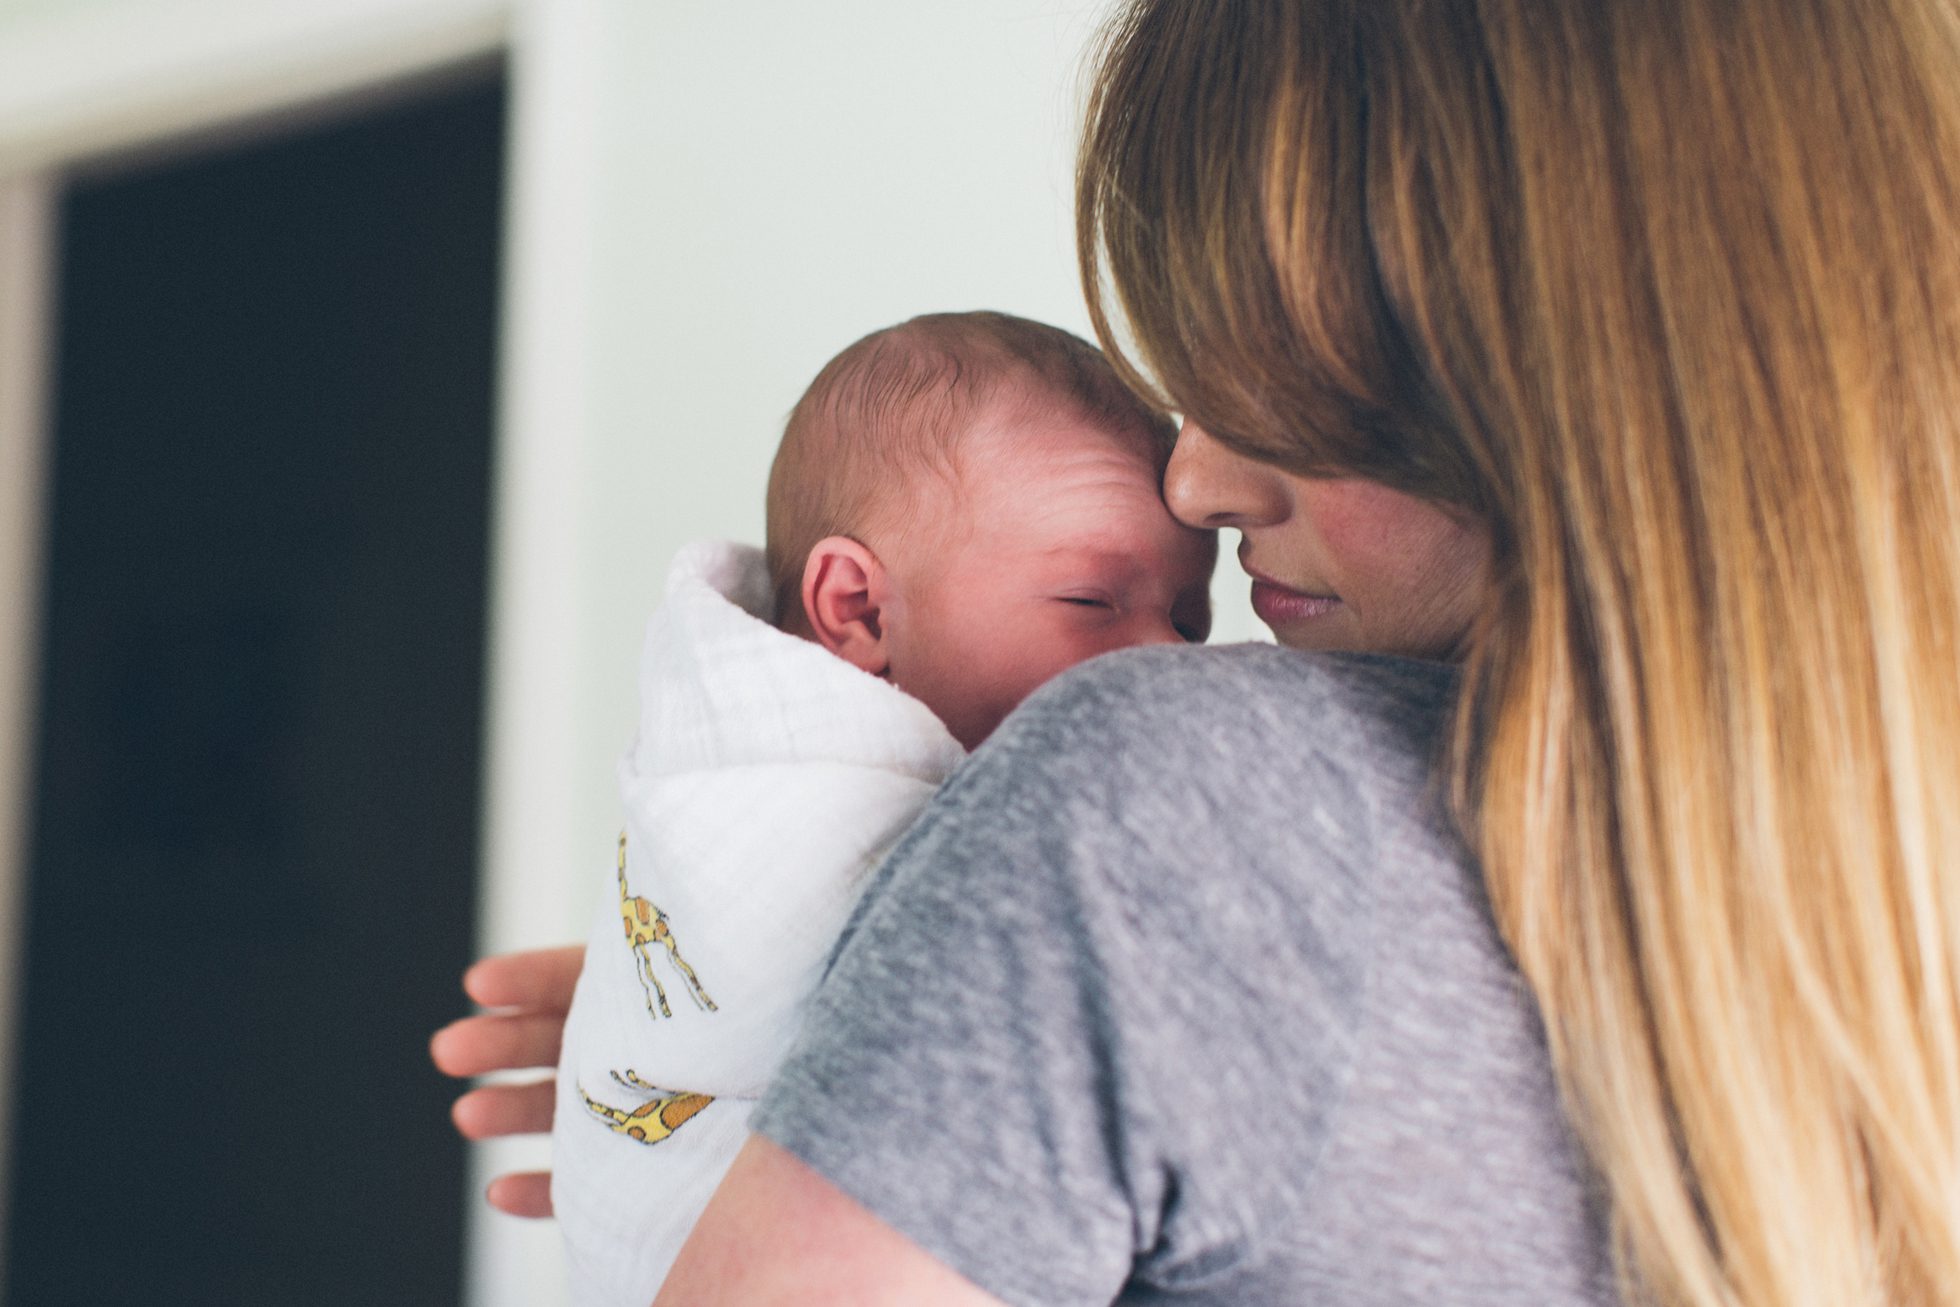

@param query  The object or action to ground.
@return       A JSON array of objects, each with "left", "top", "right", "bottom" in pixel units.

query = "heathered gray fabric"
[{"left": 753, "top": 644, "right": 1617, "bottom": 1306}]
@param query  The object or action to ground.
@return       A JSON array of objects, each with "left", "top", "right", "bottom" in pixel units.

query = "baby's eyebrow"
[
  {"left": 1038, "top": 542, "right": 1132, "bottom": 563},
  {"left": 1035, "top": 545, "right": 1149, "bottom": 581}
]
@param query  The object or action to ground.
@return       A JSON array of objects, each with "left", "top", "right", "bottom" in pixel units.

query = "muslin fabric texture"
[{"left": 552, "top": 540, "right": 964, "bottom": 1306}]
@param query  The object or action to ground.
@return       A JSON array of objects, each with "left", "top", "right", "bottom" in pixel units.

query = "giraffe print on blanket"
[
  {"left": 580, "top": 1069, "right": 713, "bottom": 1146},
  {"left": 615, "top": 829, "right": 718, "bottom": 1019}
]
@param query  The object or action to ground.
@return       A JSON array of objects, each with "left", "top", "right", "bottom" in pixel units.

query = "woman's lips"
[{"left": 1248, "top": 577, "right": 1341, "bottom": 626}]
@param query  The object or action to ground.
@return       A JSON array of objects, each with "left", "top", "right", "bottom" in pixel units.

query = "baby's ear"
[{"left": 800, "top": 537, "right": 891, "bottom": 676}]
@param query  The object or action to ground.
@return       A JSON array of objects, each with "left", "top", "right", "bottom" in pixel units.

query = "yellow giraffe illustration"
[
  {"left": 581, "top": 1069, "right": 714, "bottom": 1146},
  {"left": 617, "top": 830, "right": 718, "bottom": 1019}
]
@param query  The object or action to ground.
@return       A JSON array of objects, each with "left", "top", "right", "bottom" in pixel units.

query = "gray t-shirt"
[{"left": 753, "top": 645, "right": 1616, "bottom": 1306}]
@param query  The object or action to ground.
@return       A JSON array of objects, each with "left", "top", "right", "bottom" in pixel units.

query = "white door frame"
[
  {"left": 0, "top": 3, "right": 593, "bottom": 1304},
  {"left": 0, "top": 169, "right": 56, "bottom": 1299}
]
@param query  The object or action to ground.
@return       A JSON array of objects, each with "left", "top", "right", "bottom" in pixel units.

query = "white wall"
[{"left": 0, "top": 0, "right": 120, "bottom": 19}]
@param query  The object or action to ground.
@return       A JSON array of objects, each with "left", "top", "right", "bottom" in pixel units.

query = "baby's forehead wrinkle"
[
  {"left": 970, "top": 433, "right": 1161, "bottom": 488},
  {"left": 1002, "top": 489, "right": 1158, "bottom": 544}
]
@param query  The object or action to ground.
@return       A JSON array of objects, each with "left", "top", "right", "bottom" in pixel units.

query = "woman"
[{"left": 437, "top": 0, "right": 1960, "bottom": 1302}]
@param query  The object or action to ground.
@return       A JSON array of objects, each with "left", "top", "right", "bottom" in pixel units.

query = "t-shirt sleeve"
[{"left": 752, "top": 647, "right": 1422, "bottom": 1305}]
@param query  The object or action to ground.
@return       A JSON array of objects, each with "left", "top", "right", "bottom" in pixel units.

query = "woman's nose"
[{"left": 1163, "top": 420, "right": 1289, "bottom": 530}]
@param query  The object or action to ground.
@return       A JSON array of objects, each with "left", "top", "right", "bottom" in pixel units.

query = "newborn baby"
[{"left": 552, "top": 310, "right": 1215, "bottom": 1305}]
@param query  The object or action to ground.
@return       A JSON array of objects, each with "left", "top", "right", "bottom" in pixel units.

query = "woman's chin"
[{"left": 1262, "top": 611, "right": 1361, "bottom": 653}]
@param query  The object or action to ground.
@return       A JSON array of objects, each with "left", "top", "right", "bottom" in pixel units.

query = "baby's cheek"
[{"left": 997, "top": 622, "right": 1105, "bottom": 701}]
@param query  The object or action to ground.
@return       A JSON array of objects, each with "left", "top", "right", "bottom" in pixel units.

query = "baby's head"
[{"left": 766, "top": 311, "right": 1216, "bottom": 750}]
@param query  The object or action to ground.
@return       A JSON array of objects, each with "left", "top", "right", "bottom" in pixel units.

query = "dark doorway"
[{"left": 5, "top": 67, "right": 504, "bottom": 1307}]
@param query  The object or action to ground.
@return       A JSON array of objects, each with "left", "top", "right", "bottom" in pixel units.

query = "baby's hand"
[{"left": 430, "top": 944, "right": 585, "bottom": 1218}]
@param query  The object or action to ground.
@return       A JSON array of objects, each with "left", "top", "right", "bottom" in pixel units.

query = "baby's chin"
[
  {"left": 926, "top": 697, "right": 1009, "bottom": 753},
  {"left": 929, "top": 683, "right": 1057, "bottom": 753}
]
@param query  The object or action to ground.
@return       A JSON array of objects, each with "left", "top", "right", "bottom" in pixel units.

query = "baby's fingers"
[
  {"left": 485, "top": 1170, "right": 555, "bottom": 1219},
  {"left": 430, "top": 1011, "right": 565, "bottom": 1078},
  {"left": 451, "top": 1078, "right": 556, "bottom": 1141}
]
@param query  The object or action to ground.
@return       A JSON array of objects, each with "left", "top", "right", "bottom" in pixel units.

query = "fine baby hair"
[{"left": 763, "top": 309, "right": 1176, "bottom": 630}]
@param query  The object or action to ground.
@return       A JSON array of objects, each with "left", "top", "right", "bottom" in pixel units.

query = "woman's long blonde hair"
[{"left": 1079, "top": 2, "right": 1960, "bottom": 1304}]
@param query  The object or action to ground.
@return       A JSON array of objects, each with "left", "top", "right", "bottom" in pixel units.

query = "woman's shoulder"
[
  {"left": 978, "top": 642, "right": 1459, "bottom": 827},
  {"left": 1008, "top": 641, "right": 1456, "bottom": 745},
  {"left": 943, "top": 644, "right": 1480, "bottom": 1062},
  {"left": 761, "top": 645, "right": 1597, "bottom": 1303},
  {"left": 926, "top": 643, "right": 1470, "bottom": 991},
  {"left": 1026, "top": 638, "right": 1457, "bottom": 707}
]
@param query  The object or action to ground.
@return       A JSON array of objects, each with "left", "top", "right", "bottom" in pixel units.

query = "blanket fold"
[{"left": 553, "top": 539, "right": 963, "bottom": 1305}]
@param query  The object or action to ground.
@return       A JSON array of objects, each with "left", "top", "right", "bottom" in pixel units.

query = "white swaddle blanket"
[{"left": 552, "top": 539, "right": 964, "bottom": 1306}]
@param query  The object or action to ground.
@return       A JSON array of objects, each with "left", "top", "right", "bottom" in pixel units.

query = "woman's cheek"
[
  {"left": 1301, "top": 480, "right": 1489, "bottom": 655},
  {"left": 1301, "top": 480, "right": 1450, "bottom": 570}
]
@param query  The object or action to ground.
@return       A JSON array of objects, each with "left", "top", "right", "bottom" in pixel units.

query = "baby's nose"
[{"left": 1126, "top": 616, "right": 1186, "bottom": 648}]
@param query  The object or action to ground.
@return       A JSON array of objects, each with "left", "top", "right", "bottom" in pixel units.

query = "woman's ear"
[{"left": 799, "top": 537, "right": 891, "bottom": 676}]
